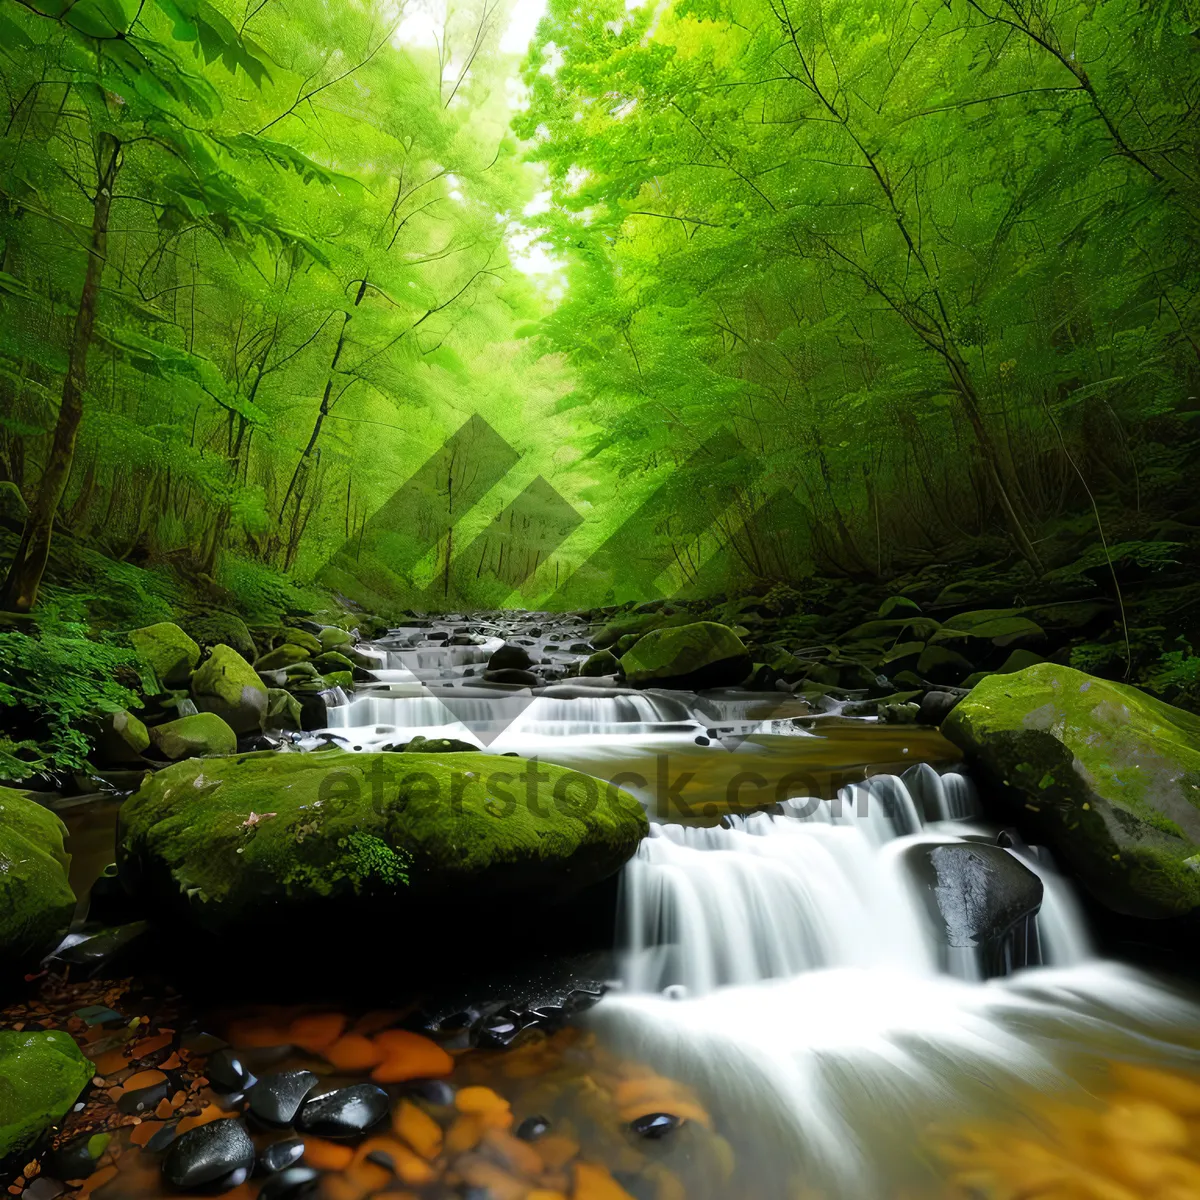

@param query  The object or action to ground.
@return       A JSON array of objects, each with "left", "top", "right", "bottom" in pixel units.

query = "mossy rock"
[
  {"left": 581, "top": 649, "right": 620, "bottom": 677},
  {"left": 614, "top": 633, "right": 643, "bottom": 656},
  {"left": 321, "top": 670, "right": 354, "bottom": 691},
  {"left": 116, "top": 750, "right": 648, "bottom": 931},
  {"left": 592, "top": 611, "right": 692, "bottom": 650},
  {"left": 0, "top": 790, "right": 76, "bottom": 966},
  {"left": 129, "top": 622, "right": 200, "bottom": 688},
  {"left": 620, "top": 621, "right": 751, "bottom": 690},
  {"left": 265, "top": 689, "right": 302, "bottom": 731},
  {"left": 149, "top": 713, "right": 237, "bottom": 760},
  {"left": 182, "top": 613, "right": 257, "bottom": 663},
  {"left": 191, "top": 645, "right": 266, "bottom": 734},
  {"left": 0, "top": 1030, "right": 92, "bottom": 1159},
  {"left": 942, "top": 664, "right": 1200, "bottom": 918},
  {"left": 94, "top": 709, "right": 150, "bottom": 764},
  {"left": 318, "top": 626, "right": 354, "bottom": 652},
  {"left": 282, "top": 629, "right": 323, "bottom": 656},
  {"left": 312, "top": 651, "right": 356, "bottom": 674},
  {"left": 255, "top": 643, "right": 311, "bottom": 672}
]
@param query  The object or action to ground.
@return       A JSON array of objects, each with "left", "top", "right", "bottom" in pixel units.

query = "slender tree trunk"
[{"left": 2, "top": 134, "right": 120, "bottom": 611}]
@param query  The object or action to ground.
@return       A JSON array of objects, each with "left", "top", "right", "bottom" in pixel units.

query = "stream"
[{"left": 39, "top": 612, "right": 1200, "bottom": 1199}]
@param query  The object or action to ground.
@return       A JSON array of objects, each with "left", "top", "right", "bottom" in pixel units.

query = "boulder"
[
  {"left": 0, "top": 790, "right": 76, "bottom": 966},
  {"left": 0, "top": 1030, "right": 92, "bottom": 1158},
  {"left": 317, "top": 627, "right": 354, "bottom": 652},
  {"left": 487, "top": 642, "right": 535, "bottom": 672},
  {"left": 94, "top": 708, "right": 151, "bottom": 764},
  {"left": 149, "top": 713, "right": 237, "bottom": 760},
  {"left": 942, "top": 664, "right": 1200, "bottom": 918},
  {"left": 281, "top": 629, "right": 323, "bottom": 656},
  {"left": 312, "top": 651, "right": 356, "bottom": 674},
  {"left": 191, "top": 645, "right": 267, "bottom": 734},
  {"left": 620, "top": 622, "right": 751, "bottom": 690},
  {"left": 265, "top": 689, "right": 302, "bottom": 732},
  {"left": 129, "top": 622, "right": 201, "bottom": 688},
  {"left": 581, "top": 650, "right": 620, "bottom": 678},
  {"left": 255, "top": 643, "right": 311, "bottom": 672},
  {"left": 483, "top": 667, "right": 540, "bottom": 686},
  {"left": 182, "top": 613, "right": 257, "bottom": 664},
  {"left": 116, "top": 750, "right": 648, "bottom": 932}
]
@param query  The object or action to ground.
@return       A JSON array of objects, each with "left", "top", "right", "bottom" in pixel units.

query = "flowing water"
[{"left": 304, "top": 617, "right": 1200, "bottom": 1197}]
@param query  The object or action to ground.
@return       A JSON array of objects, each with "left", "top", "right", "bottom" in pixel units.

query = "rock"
[
  {"left": 483, "top": 668, "right": 540, "bottom": 686},
  {"left": 614, "top": 633, "right": 643, "bottom": 656},
  {"left": 192, "top": 645, "right": 267, "bottom": 734},
  {"left": 878, "top": 596, "right": 921, "bottom": 618},
  {"left": 880, "top": 701, "right": 920, "bottom": 724},
  {"left": 162, "top": 1118, "right": 255, "bottom": 1190},
  {"left": 117, "top": 750, "right": 648, "bottom": 931},
  {"left": 0, "top": 790, "right": 76, "bottom": 966},
  {"left": 295, "top": 1084, "right": 389, "bottom": 1139},
  {"left": 317, "top": 627, "right": 354, "bottom": 652},
  {"left": 515, "top": 1115, "right": 550, "bottom": 1141},
  {"left": 255, "top": 644, "right": 311, "bottom": 672},
  {"left": 296, "top": 693, "right": 327, "bottom": 732},
  {"left": 130, "top": 622, "right": 201, "bottom": 688},
  {"left": 918, "top": 689, "right": 966, "bottom": 726},
  {"left": 311, "top": 651, "right": 356, "bottom": 674},
  {"left": 0, "top": 480, "right": 28, "bottom": 525},
  {"left": 149, "top": 713, "right": 237, "bottom": 760},
  {"left": 942, "top": 664, "right": 1200, "bottom": 918},
  {"left": 248, "top": 1071, "right": 319, "bottom": 1127},
  {"left": 488, "top": 642, "right": 535, "bottom": 672},
  {"left": 630, "top": 1113, "right": 682, "bottom": 1139},
  {"left": 592, "top": 612, "right": 666, "bottom": 650},
  {"left": 258, "top": 1167, "right": 319, "bottom": 1200},
  {"left": 917, "top": 644, "right": 974, "bottom": 686},
  {"left": 281, "top": 630, "right": 323, "bottom": 656},
  {"left": 568, "top": 642, "right": 593, "bottom": 654},
  {"left": 389, "top": 736, "right": 479, "bottom": 754},
  {"left": 258, "top": 1139, "right": 305, "bottom": 1174},
  {"left": 264, "top": 689, "right": 302, "bottom": 732},
  {"left": 320, "top": 670, "right": 354, "bottom": 692},
  {"left": 283, "top": 662, "right": 320, "bottom": 680},
  {"left": 205, "top": 1049, "right": 255, "bottom": 1094},
  {"left": 903, "top": 841, "right": 1043, "bottom": 975},
  {"left": 620, "top": 622, "right": 751, "bottom": 690},
  {"left": 182, "top": 613, "right": 257, "bottom": 664},
  {"left": 0, "top": 1030, "right": 92, "bottom": 1158},
  {"left": 94, "top": 708, "right": 151, "bottom": 764},
  {"left": 42, "top": 1133, "right": 106, "bottom": 1182}
]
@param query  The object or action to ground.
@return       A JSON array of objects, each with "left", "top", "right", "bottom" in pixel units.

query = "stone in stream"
[
  {"left": 295, "top": 1084, "right": 389, "bottom": 1139},
  {"left": 94, "top": 708, "right": 151, "bottom": 763},
  {"left": 182, "top": 612, "right": 258, "bottom": 664},
  {"left": 581, "top": 649, "right": 619, "bottom": 677},
  {"left": 630, "top": 1112, "right": 682, "bottom": 1139},
  {"left": 162, "top": 1119, "right": 254, "bottom": 1190},
  {"left": 620, "top": 622, "right": 751, "bottom": 690},
  {"left": 943, "top": 663, "right": 1200, "bottom": 918},
  {"left": 254, "top": 643, "right": 311, "bottom": 672},
  {"left": 0, "top": 792, "right": 76, "bottom": 968},
  {"left": 116, "top": 750, "right": 647, "bottom": 931},
  {"left": 258, "top": 1167, "right": 320, "bottom": 1200},
  {"left": 149, "top": 713, "right": 238, "bottom": 760},
  {"left": 0, "top": 1031, "right": 92, "bottom": 1159},
  {"left": 483, "top": 667, "right": 540, "bottom": 685},
  {"left": 191, "top": 645, "right": 267, "bottom": 733},
  {"left": 129, "top": 622, "right": 201, "bottom": 687},
  {"left": 487, "top": 641, "right": 535, "bottom": 671},
  {"left": 205, "top": 1048, "right": 256, "bottom": 1094},
  {"left": 516, "top": 1115, "right": 551, "bottom": 1141},
  {"left": 248, "top": 1070, "right": 319, "bottom": 1127},
  {"left": 257, "top": 1140, "right": 305, "bottom": 1175},
  {"left": 317, "top": 626, "right": 355, "bottom": 652}
]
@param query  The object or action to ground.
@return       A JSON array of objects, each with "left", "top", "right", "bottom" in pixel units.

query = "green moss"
[
  {"left": 619, "top": 621, "right": 751, "bottom": 688},
  {"left": 0, "top": 1030, "right": 92, "bottom": 1158},
  {"left": 117, "top": 750, "right": 647, "bottom": 929},
  {"left": 128, "top": 622, "right": 200, "bottom": 688},
  {"left": 282, "top": 629, "right": 323, "bottom": 655},
  {"left": 191, "top": 645, "right": 266, "bottom": 734},
  {"left": 149, "top": 713, "right": 237, "bottom": 760},
  {"left": 0, "top": 791, "right": 76, "bottom": 966},
  {"left": 254, "top": 643, "right": 311, "bottom": 671},
  {"left": 181, "top": 612, "right": 257, "bottom": 663},
  {"left": 943, "top": 663, "right": 1200, "bottom": 917}
]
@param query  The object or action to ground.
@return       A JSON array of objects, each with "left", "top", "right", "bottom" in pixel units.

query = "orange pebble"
[
  {"left": 90, "top": 1049, "right": 128, "bottom": 1076},
  {"left": 370, "top": 1030, "right": 454, "bottom": 1083},
  {"left": 346, "top": 1159, "right": 391, "bottom": 1194},
  {"left": 456, "top": 1155, "right": 527, "bottom": 1200},
  {"left": 445, "top": 1113, "right": 485, "bottom": 1154},
  {"left": 393, "top": 1100, "right": 443, "bottom": 1159},
  {"left": 302, "top": 1138, "right": 354, "bottom": 1170},
  {"left": 526, "top": 1193, "right": 568, "bottom": 1200},
  {"left": 225, "top": 1019, "right": 290, "bottom": 1049},
  {"left": 535, "top": 1134, "right": 579, "bottom": 1169},
  {"left": 124, "top": 1068, "right": 167, "bottom": 1091},
  {"left": 481, "top": 1128, "right": 543, "bottom": 1179},
  {"left": 289, "top": 1012, "right": 347, "bottom": 1052},
  {"left": 154, "top": 1097, "right": 173, "bottom": 1119},
  {"left": 132, "top": 1032, "right": 174, "bottom": 1059},
  {"left": 176, "top": 1104, "right": 233, "bottom": 1134},
  {"left": 455, "top": 1086, "right": 511, "bottom": 1117},
  {"left": 353, "top": 1137, "right": 435, "bottom": 1187},
  {"left": 159, "top": 1052, "right": 182, "bottom": 1071},
  {"left": 325, "top": 1033, "right": 384, "bottom": 1072},
  {"left": 130, "top": 1121, "right": 163, "bottom": 1147},
  {"left": 76, "top": 1165, "right": 118, "bottom": 1199},
  {"left": 573, "top": 1161, "right": 638, "bottom": 1199}
]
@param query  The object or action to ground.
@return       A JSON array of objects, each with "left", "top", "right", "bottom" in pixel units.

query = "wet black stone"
[
  {"left": 43, "top": 1137, "right": 99, "bottom": 1181},
  {"left": 295, "top": 1083, "right": 390, "bottom": 1139},
  {"left": 162, "top": 1118, "right": 256, "bottom": 1190},
  {"left": 630, "top": 1112, "right": 682, "bottom": 1139},
  {"left": 258, "top": 1168, "right": 320, "bottom": 1200},
  {"left": 483, "top": 667, "right": 540, "bottom": 686},
  {"left": 145, "top": 1124, "right": 178, "bottom": 1153},
  {"left": 488, "top": 642, "right": 534, "bottom": 670},
  {"left": 257, "top": 1140, "right": 304, "bottom": 1174},
  {"left": 404, "top": 1079, "right": 455, "bottom": 1106},
  {"left": 694, "top": 735, "right": 711, "bottom": 746},
  {"left": 477, "top": 1015, "right": 521, "bottom": 1048},
  {"left": 248, "top": 1070, "right": 319, "bottom": 1127},
  {"left": 204, "top": 1049, "right": 255, "bottom": 1094},
  {"left": 119, "top": 1080, "right": 172, "bottom": 1114},
  {"left": 515, "top": 1115, "right": 551, "bottom": 1141}
]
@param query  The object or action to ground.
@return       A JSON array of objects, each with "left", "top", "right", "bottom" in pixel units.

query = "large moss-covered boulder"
[
  {"left": 182, "top": 613, "right": 257, "bottom": 663},
  {"left": 149, "top": 713, "right": 237, "bottom": 760},
  {"left": 129, "top": 622, "right": 200, "bottom": 688},
  {"left": 0, "top": 1030, "right": 92, "bottom": 1159},
  {"left": 254, "top": 643, "right": 311, "bottom": 672},
  {"left": 620, "top": 622, "right": 751, "bottom": 690},
  {"left": 943, "top": 664, "right": 1200, "bottom": 918},
  {"left": 117, "top": 750, "right": 648, "bottom": 931},
  {"left": 0, "top": 791, "right": 76, "bottom": 965},
  {"left": 191, "top": 645, "right": 267, "bottom": 734},
  {"left": 94, "top": 708, "right": 151, "bottom": 764}
]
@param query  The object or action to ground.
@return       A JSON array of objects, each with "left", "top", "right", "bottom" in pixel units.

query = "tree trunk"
[{"left": 2, "top": 134, "right": 120, "bottom": 611}]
